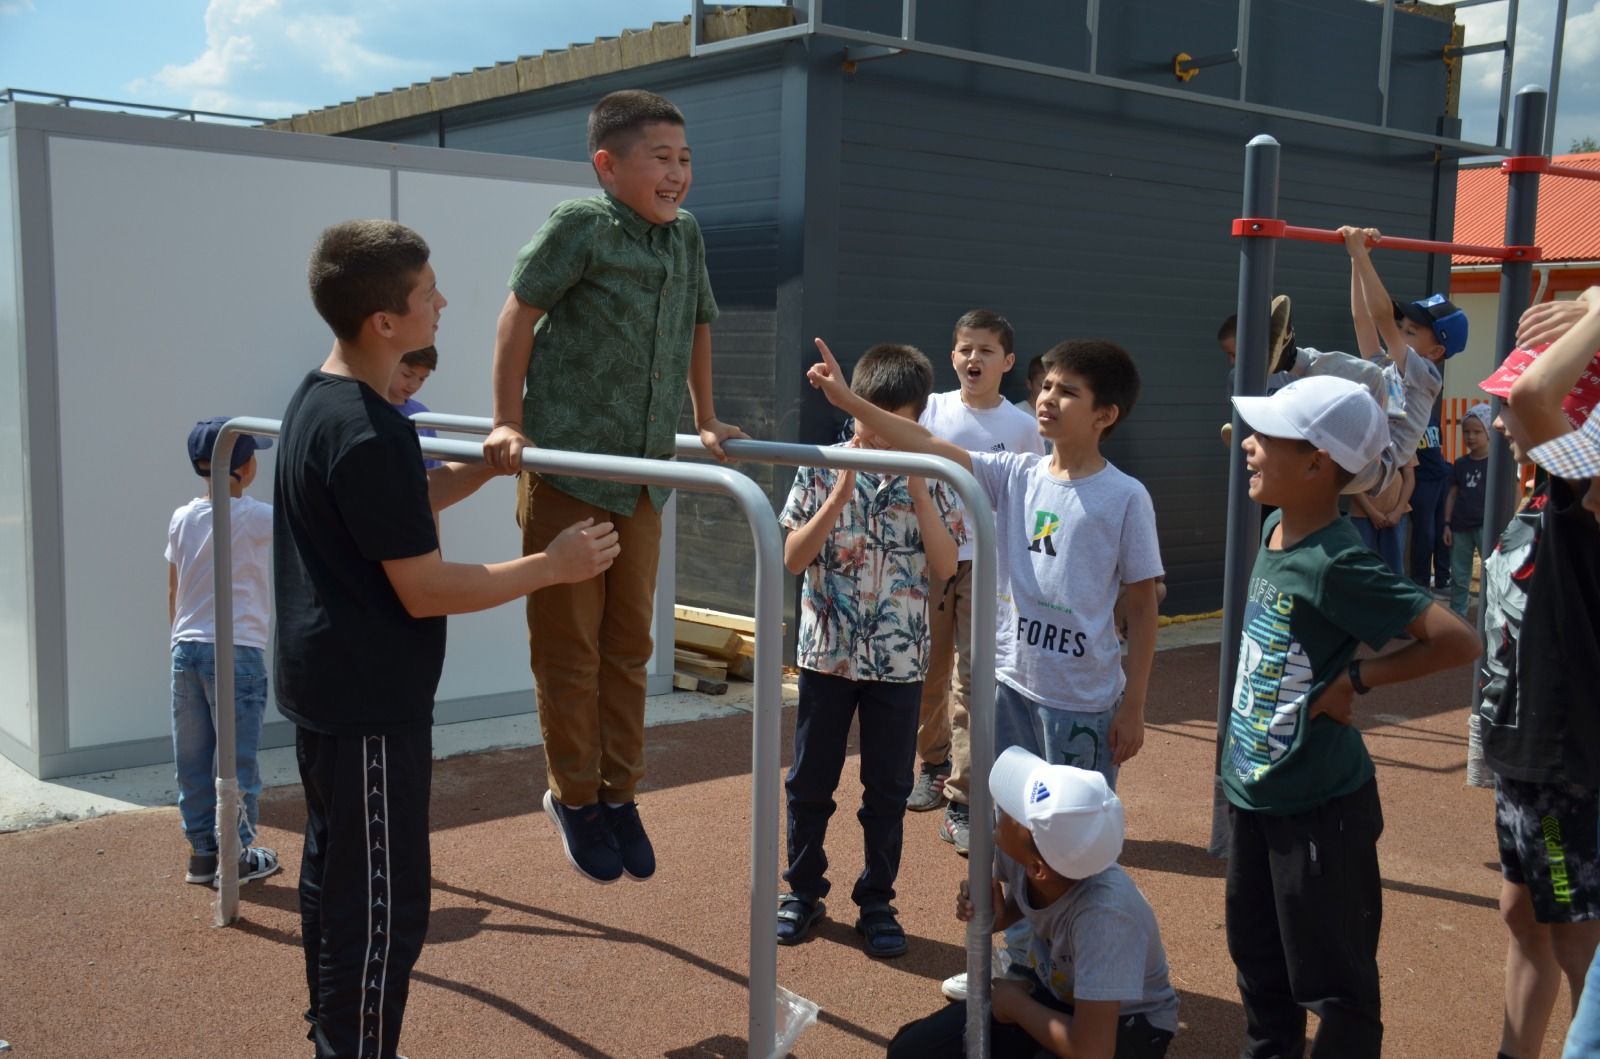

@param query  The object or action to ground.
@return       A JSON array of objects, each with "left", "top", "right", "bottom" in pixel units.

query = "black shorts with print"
[{"left": 1495, "top": 776, "right": 1600, "bottom": 923}]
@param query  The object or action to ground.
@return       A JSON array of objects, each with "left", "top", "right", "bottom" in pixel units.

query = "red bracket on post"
[
  {"left": 1232, "top": 217, "right": 1286, "bottom": 237},
  {"left": 1502, "top": 245, "right": 1544, "bottom": 262},
  {"left": 1500, "top": 156, "right": 1549, "bottom": 174}
]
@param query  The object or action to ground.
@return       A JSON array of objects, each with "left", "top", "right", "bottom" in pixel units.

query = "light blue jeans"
[
  {"left": 993, "top": 681, "right": 1120, "bottom": 791},
  {"left": 171, "top": 640, "right": 267, "bottom": 854}
]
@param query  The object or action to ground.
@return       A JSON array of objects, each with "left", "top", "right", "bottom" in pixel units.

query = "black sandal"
[
  {"left": 775, "top": 892, "right": 825, "bottom": 946},
  {"left": 854, "top": 902, "right": 908, "bottom": 959}
]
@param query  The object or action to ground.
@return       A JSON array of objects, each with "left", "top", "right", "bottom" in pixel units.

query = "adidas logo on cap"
[{"left": 1029, "top": 780, "right": 1051, "bottom": 804}]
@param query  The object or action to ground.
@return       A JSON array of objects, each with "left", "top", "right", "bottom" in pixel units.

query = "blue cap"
[
  {"left": 187, "top": 417, "right": 273, "bottom": 478},
  {"left": 1395, "top": 293, "right": 1469, "bottom": 359}
]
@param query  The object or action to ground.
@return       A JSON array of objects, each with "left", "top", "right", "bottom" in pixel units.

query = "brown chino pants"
[
  {"left": 916, "top": 559, "right": 974, "bottom": 804},
  {"left": 518, "top": 474, "right": 662, "bottom": 806}
]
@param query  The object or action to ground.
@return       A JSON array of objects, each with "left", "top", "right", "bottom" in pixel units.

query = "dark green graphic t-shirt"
[{"left": 1222, "top": 513, "right": 1432, "bottom": 815}]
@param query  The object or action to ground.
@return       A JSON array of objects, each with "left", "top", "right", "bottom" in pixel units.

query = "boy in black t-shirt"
[
  {"left": 1443, "top": 403, "right": 1491, "bottom": 615},
  {"left": 277, "top": 220, "right": 620, "bottom": 1059},
  {"left": 1223, "top": 375, "right": 1479, "bottom": 1058},
  {"left": 1479, "top": 291, "right": 1600, "bottom": 1059}
]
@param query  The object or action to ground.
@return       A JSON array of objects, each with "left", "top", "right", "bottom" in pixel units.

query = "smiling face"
[
  {"left": 1035, "top": 367, "right": 1116, "bottom": 450},
  {"left": 596, "top": 121, "right": 691, "bottom": 225},
  {"left": 950, "top": 327, "right": 1014, "bottom": 405},
  {"left": 1241, "top": 431, "right": 1323, "bottom": 507},
  {"left": 1491, "top": 404, "right": 1534, "bottom": 463}
]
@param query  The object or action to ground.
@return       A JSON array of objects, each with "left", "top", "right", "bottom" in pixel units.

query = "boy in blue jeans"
[
  {"left": 166, "top": 417, "right": 281, "bottom": 886},
  {"left": 775, "top": 343, "right": 964, "bottom": 957},
  {"left": 484, "top": 89, "right": 745, "bottom": 884}
]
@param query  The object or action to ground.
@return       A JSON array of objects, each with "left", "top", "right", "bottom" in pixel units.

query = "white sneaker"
[{"left": 940, "top": 964, "right": 1033, "bottom": 1003}]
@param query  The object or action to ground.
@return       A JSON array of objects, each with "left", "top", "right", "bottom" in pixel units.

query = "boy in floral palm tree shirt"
[{"left": 775, "top": 343, "right": 965, "bottom": 959}]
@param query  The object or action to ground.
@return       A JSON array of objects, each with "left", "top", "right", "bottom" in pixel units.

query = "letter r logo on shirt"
[{"left": 1028, "top": 510, "right": 1060, "bottom": 557}]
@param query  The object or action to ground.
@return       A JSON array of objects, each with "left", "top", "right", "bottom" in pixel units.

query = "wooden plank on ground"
[
  {"left": 674, "top": 618, "right": 742, "bottom": 658},
  {"left": 673, "top": 670, "right": 728, "bottom": 695},
  {"left": 674, "top": 604, "right": 756, "bottom": 635},
  {"left": 673, "top": 651, "right": 728, "bottom": 681}
]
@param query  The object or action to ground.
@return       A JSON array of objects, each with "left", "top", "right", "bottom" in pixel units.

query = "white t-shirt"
[
  {"left": 970, "top": 452, "right": 1163, "bottom": 711},
  {"left": 998, "top": 856, "right": 1180, "bottom": 1034},
  {"left": 920, "top": 390, "right": 1046, "bottom": 561},
  {"left": 165, "top": 495, "right": 273, "bottom": 649}
]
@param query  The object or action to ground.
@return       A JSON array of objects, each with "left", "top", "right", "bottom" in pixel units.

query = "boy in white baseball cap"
[
  {"left": 887, "top": 747, "right": 1178, "bottom": 1058},
  {"left": 1222, "top": 376, "right": 1479, "bottom": 1057}
]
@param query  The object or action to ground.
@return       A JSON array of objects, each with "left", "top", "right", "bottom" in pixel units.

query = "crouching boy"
[{"left": 888, "top": 748, "right": 1179, "bottom": 1057}]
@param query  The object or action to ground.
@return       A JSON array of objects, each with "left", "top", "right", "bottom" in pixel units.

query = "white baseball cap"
[
  {"left": 989, "top": 746, "right": 1124, "bottom": 880},
  {"left": 1232, "top": 375, "right": 1388, "bottom": 483}
]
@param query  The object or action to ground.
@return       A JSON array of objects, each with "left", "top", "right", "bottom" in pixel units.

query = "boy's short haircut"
[
  {"left": 952, "top": 309, "right": 1015, "bottom": 355},
  {"left": 1026, "top": 354, "right": 1047, "bottom": 382},
  {"left": 400, "top": 345, "right": 438, "bottom": 372},
  {"left": 308, "top": 220, "right": 430, "bottom": 342},
  {"left": 1042, "top": 339, "right": 1141, "bottom": 440},
  {"left": 587, "top": 90, "right": 686, "bottom": 156},
  {"left": 852, "top": 343, "right": 935, "bottom": 417},
  {"left": 1218, "top": 314, "right": 1238, "bottom": 343}
]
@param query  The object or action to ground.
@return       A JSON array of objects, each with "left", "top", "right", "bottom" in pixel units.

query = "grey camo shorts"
[{"left": 1494, "top": 776, "right": 1600, "bottom": 923}]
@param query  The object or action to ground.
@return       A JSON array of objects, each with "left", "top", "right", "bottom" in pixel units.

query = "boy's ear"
[
  {"left": 1002, "top": 351, "right": 1016, "bottom": 372},
  {"left": 592, "top": 147, "right": 618, "bottom": 186},
  {"left": 1094, "top": 401, "right": 1121, "bottom": 433}
]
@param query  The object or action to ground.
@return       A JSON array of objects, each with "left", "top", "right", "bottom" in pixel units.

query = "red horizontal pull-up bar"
[
  {"left": 1231, "top": 217, "right": 1542, "bottom": 262},
  {"left": 1501, "top": 156, "right": 1600, "bottom": 183}
]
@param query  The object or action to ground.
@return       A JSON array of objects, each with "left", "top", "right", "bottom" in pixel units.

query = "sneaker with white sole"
[
  {"left": 209, "top": 846, "right": 281, "bottom": 887},
  {"left": 185, "top": 849, "right": 219, "bottom": 885},
  {"left": 939, "top": 802, "right": 970, "bottom": 856},
  {"left": 604, "top": 801, "right": 656, "bottom": 881},
  {"left": 941, "top": 962, "right": 1034, "bottom": 1002},
  {"left": 544, "top": 790, "right": 623, "bottom": 884}
]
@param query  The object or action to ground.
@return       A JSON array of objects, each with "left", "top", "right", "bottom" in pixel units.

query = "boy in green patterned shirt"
[{"left": 484, "top": 90, "right": 745, "bottom": 885}]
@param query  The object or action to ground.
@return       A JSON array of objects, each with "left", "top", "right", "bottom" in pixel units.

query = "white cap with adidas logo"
[{"left": 989, "top": 746, "right": 1125, "bottom": 880}]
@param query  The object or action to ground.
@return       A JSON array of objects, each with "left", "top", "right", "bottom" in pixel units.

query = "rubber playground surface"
[{"left": 0, "top": 642, "right": 1570, "bottom": 1058}]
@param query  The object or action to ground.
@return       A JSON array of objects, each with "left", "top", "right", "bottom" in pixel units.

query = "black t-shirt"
[
  {"left": 273, "top": 371, "right": 444, "bottom": 734},
  {"left": 1478, "top": 478, "right": 1600, "bottom": 786}
]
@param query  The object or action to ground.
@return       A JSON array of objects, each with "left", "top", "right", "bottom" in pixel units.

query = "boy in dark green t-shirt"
[
  {"left": 1223, "top": 375, "right": 1478, "bottom": 1058},
  {"left": 483, "top": 90, "right": 745, "bottom": 885}
]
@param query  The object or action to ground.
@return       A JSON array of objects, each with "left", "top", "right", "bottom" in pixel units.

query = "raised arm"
[
  {"left": 783, "top": 467, "right": 855, "bottom": 575},
  {"left": 807, "top": 338, "right": 974, "bottom": 472},
  {"left": 1343, "top": 227, "right": 1381, "bottom": 358},
  {"left": 1346, "top": 228, "right": 1409, "bottom": 368},
  {"left": 485, "top": 292, "right": 543, "bottom": 474},
  {"left": 1507, "top": 288, "right": 1600, "bottom": 451},
  {"left": 382, "top": 517, "right": 618, "bottom": 618},
  {"left": 908, "top": 477, "right": 959, "bottom": 584}
]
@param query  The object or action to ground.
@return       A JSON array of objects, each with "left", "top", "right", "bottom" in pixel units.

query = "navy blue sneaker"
[
  {"left": 604, "top": 801, "right": 657, "bottom": 881},
  {"left": 543, "top": 790, "right": 623, "bottom": 884}
]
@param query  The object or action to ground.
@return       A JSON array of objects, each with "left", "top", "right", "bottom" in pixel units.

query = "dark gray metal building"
[{"left": 283, "top": 1, "right": 1476, "bottom": 617}]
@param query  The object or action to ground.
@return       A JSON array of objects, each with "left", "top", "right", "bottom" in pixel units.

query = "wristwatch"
[{"left": 1348, "top": 660, "right": 1371, "bottom": 695}]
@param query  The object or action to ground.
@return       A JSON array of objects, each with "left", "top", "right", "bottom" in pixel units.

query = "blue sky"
[{"left": 0, "top": 0, "right": 1595, "bottom": 150}]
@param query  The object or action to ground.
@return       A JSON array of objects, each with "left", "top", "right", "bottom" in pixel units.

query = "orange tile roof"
[{"left": 1453, "top": 153, "right": 1600, "bottom": 264}]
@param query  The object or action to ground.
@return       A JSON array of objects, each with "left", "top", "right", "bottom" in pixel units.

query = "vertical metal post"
[
  {"left": 1236, "top": 0, "right": 1252, "bottom": 101},
  {"left": 1378, "top": 0, "right": 1396, "bottom": 126},
  {"left": 1481, "top": 85, "right": 1545, "bottom": 615},
  {"left": 1496, "top": 0, "right": 1521, "bottom": 145},
  {"left": 902, "top": 0, "right": 917, "bottom": 39},
  {"left": 690, "top": 0, "right": 706, "bottom": 54},
  {"left": 1544, "top": 0, "right": 1568, "bottom": 158},
  {"left": 1210, "top": 134, "right": 1280, "bottom": 856},
  {"left": 1086, "top": 0, "right": 1101, "bottom": 75}
]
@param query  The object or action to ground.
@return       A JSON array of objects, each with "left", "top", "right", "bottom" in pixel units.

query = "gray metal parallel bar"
[
  {"left": 902, "top": 0, "right": 917, "bottom": 40},
  {"left": 667, "top": 434, "right": 1001, "bottom": 1059},
  {"left": 212, "top": 418, "right": 786, "bottom": 1055},
  {"left": 1545, "top": 0, "right": 1568, "bottom": 158},
  {"left": 1211, "top": 135, "right": 1280, "bottom": 857},
  {"left": 1448, "top": 0, "right": 1506, "bottom": 7},
  {"left": 1086, "top": 0, "right": 1101, "bottom": 76},
  {"left": 1456, "top": 41, "right": 1511, "bottom": 57},
  {"left": 806, "top": 21, "right": 1503, "bottom": 155},
  {"left": 689, "top": 21, "right": 811, "bottom": 59}
]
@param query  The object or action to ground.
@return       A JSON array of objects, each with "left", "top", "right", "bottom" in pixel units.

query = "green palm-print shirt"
[
  {"left": 781, "top": 450, "right": 967, "bottom": 682},
  {"left": 509, "top": 193, "right": 718, "bottom": 515}
]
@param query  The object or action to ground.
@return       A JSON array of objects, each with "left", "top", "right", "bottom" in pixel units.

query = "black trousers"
[
  {"left": 785, "top": 670, "right": 919, "bottom": 907},
  {"left": 1225, "top": 778, "right": 1385, "bottom": 1059},
  {"left": 297, "top": 725, "right": 432, "bottom": 1059},
  {"left": 887, "top": 982, "right": 1174, "bottom": 1058}
]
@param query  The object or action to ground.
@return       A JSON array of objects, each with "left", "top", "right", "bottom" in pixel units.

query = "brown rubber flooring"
[{"left": 0, "top": 643, "right": 1572, "bottom": 1058}]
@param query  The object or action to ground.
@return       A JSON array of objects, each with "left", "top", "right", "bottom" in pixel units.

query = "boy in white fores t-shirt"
[{"left": 910, "top": 309, "right": 1046, "bottom": 856}]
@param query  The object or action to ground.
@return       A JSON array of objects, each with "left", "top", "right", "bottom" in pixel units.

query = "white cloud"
[
  {"left": 0, "top": 0, "right": 36, "bottom": 14},
  {"left": 128, "top": 0, "right": 435, "bottom": 118}
]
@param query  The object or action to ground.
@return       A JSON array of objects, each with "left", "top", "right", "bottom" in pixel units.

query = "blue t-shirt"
[
  {"left": 1449, "top": 455, "right": 1487, "bottom": 530},
  {"left": 393, "top": 396, "right": 441, "bottom": 470}
]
